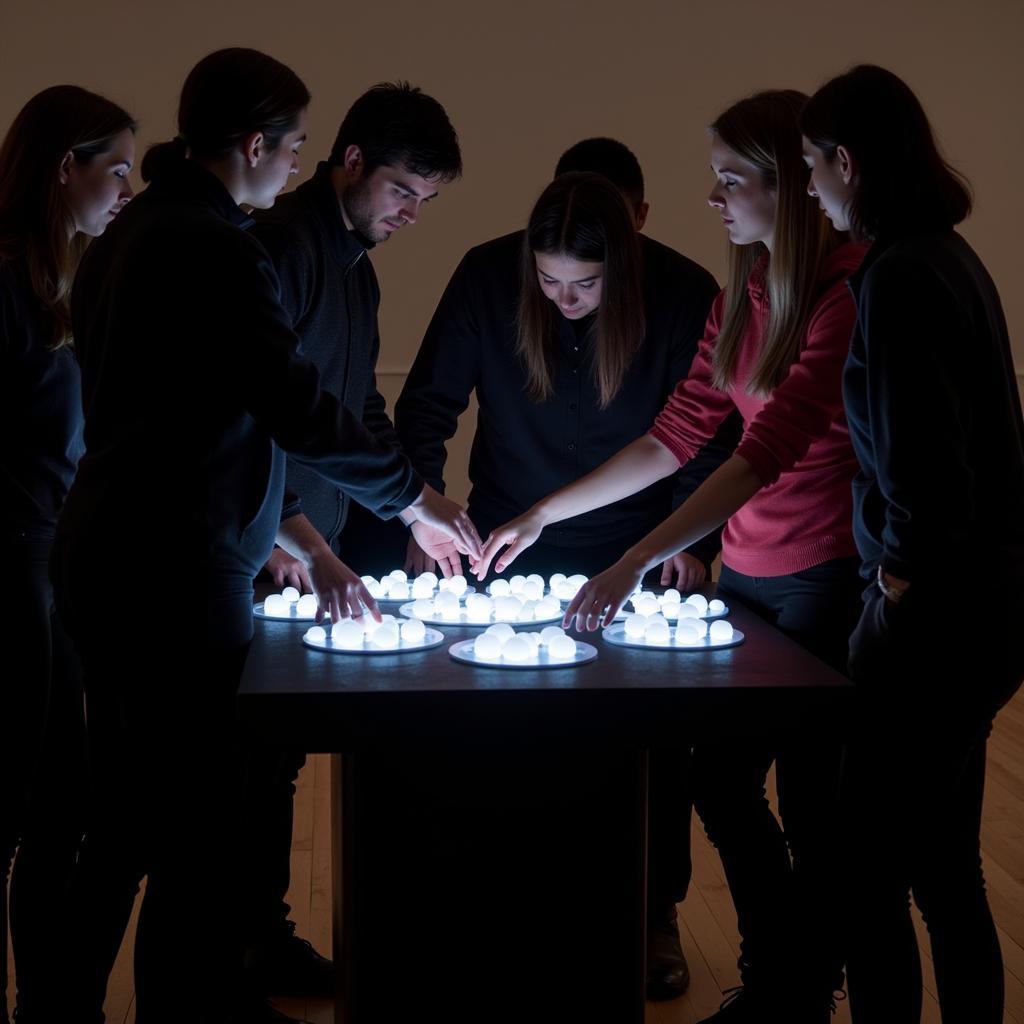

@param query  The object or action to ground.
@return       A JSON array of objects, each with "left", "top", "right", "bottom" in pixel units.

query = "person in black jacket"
[
  {"left": 391, "top": 146, "right": 739, "bottom": 1002},
  {"left": 0, "top": 84, "right": 135, "bottom": 1024},
  {"left": 51, "top": 49, "right": 478, "bottom": 1024},
  {"left": 239, "top": 83, "right": 463, "bottom": 999},
  {"left": 802, "top": 65, "right": 1024, "bottom": 1024}
]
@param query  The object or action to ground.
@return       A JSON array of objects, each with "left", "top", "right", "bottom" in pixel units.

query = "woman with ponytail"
[
  {"left": 477, "top": 91, "right": 866, "bottom": 1022},
  {"left": 53, "top": 48, "right": 477, "bottom": 1024},
  {"left": 0, "top": 84, "right": 135, "bottom": 1024}
]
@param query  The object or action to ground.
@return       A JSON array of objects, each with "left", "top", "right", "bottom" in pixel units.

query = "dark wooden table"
[{"left": 238, "top": 599, "right": 851, "bottom": 1024}]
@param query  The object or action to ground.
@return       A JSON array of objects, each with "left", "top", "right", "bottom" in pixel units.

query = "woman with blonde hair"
[{"left": 477, "top": 90, "right": 866, "bottom": 1022}]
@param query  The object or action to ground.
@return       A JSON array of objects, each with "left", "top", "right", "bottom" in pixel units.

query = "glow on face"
[
  {"left": 63, "top": 128, "right": 136, "bottom": 237},
  {"left": 249, "top": 109, "right": 308, "bottom": 210},
  {"left": 534, "top": 252, "right": 603, "bottom": 320},
  {"left": 706, "top": 136, "right": 777, "bottom": 250},
  {"left": 343, "top": 162, "right": 442, "bottom": 243},
  {"left": 802, "top": 138, "right": 854, "bottom": 233}
]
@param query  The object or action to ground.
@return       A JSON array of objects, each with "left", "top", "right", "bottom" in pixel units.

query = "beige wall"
[{"left": 2, "top": 0, "right": 1021, "bottom": 503}]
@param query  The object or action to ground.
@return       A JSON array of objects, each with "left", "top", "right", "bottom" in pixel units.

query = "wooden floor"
[{"left": 6, "top": 690, "right": 1024, "bottom": 1022}]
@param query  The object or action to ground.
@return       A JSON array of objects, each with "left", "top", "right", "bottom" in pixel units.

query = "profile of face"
[
  {"left": 245, "top": 108, "right": 308, "bottom": 210},
  {"left": 802, "top": 138, "right": 856, "bottom": 233},
  {"left": 341, "top": 147, "right": 442, "bottom": 244},
  {"left": 61, "top": 127, "right": 136, "bottom": 237},
  {"left": 534, "top": 252, "right": 604, "bottom": 320},
  {"left": 706, "top": 135, "right": 777, "bottom": 249}
]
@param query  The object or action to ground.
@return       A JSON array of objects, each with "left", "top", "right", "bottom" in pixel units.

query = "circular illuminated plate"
[
  {"left": 601, "top": 621, "right": 744, "bottom": 651},
  {"left": 448, "top": 638, "right": 598, "bottom": 669},
  {"left": 611, "top": 602, "right": 730, "bottom": 622},
  {"left": 377, "top": 585, "right": 476, "bottom": 606},
  {"left": 302, "top": 626, "right": 446, "bottom": 655},
  {"left": 397, "top": 602, "right": 564, "bottom": 628},
  {"left": 254, "top": 601, "right": 318, "bottom": 622}
]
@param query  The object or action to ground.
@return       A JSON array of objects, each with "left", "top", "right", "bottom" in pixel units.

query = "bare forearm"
[
  {"left": 621, "top": 455, "right": 763, "bottom": 574},
  {"left": 535, "top": 434, "right": 680, "bottom": 527},
  {"left": 276, "top": 513, "right": 331, "bottom": 566}
]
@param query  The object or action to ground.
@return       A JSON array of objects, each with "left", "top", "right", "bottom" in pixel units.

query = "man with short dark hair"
[{"left": 238, "top": 83, "right": 463, "bottom": 1018}]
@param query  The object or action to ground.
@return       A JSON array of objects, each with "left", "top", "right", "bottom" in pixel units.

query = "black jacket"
[
  {"left": 844, "top": 229, "right": 1024, "bottom": 590},
  {"left": 59, "top": 159, "right": 422, "bottom": 638},
  {"left": 252, "top": 163, "right": 399, "bottom": 552},
  {"left": 1, "top": 260, "right": 83, "bottom": 539},
  {"left": 395, "top": 231, "right": 739, "bottom": 563}
]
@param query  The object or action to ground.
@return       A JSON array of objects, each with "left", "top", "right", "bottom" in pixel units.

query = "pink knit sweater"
[{"left": 649, "top": 242, "right": 865, "bottom": 577}]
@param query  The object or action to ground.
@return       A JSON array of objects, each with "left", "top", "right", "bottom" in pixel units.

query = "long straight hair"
[
  {"left": 710, "top": 90, "right": 839, "bottom": 397},
  {"left": 801, "top": 64, "right": 972, "bottom": 243},
  {"left": 516, "top": 172, "right": 644, "bottom": 409},
  {"left": 0, "top": 86, "right": 136, "bottom": 349},
  {"left": 141, "top": 48, "right": 310, "bottom": 183}
]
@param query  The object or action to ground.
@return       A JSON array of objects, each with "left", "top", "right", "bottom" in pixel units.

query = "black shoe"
[
  {"left": 645, "top": 904, "right": 690, "bottom": 1000},
  {"left": 244, "top": 921, "right": 335, "bottom": 998}
]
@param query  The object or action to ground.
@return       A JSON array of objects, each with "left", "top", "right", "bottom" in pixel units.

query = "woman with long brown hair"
[
  {"left": 476, "top": 91, "right": 866, "bottom": 1022},
  {"left": 0, "top": 84, "right": 135, "bottom": 1024}
]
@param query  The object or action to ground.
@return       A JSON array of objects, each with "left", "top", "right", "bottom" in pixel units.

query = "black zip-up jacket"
[
  {"left": 251, "top": 162, "right": 398, "bottom": 552},
  {"left": 395, "top": 231, "right": 740, "bottom": 563},
  {"left": 1, "top": 260, "right": 84, "bottom": 540},
  {"left": 844, "top": 229, "right": 1024, "bottom": 592},
  {"left": 59, "top": 159, "right": 422, "bottom": 639}
]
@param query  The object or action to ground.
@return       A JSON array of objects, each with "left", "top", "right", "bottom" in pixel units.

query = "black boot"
[{"left": 645, "top": 903, "right": 690, "bottom": 1000}]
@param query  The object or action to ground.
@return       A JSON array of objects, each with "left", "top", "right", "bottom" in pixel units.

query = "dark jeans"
[
  {"left": 691, "top": 558, "right": 862, "bottom": 1004},
  {"left": 0, "top": 537, "right": 87, "bottom": 1023},
  {"left": 843, "top": 583, "right": 1024, "bottom": 1023},
  {"left": 51, "top": 544, "right": 253, "bottom": 1024}
]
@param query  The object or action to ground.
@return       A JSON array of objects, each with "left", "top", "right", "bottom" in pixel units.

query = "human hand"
[
  {"left": 563, "top": 557, "right": 645, "bottom": 633},
  {"left": 408, "top": 523, "right": 465, "bottom": 579},
  {"left": 659, "top": 552, "right": 707, "bottom": 592},
  {"left": 308, "top": 551, "right": 381, "bottom": 624},
  {"left": 264, "top": 547, "right": 312, "bottom": 592},
  {"left": 405, "top": 486, "right": 482, "bottom": 562},
  {"left": 473, "top": 510, "right": 546, "bottom": 579}
]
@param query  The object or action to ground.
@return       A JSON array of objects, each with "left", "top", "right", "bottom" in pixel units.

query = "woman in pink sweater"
[{"left": 476, "top": 91, "right": 863, "bottom": 1023}]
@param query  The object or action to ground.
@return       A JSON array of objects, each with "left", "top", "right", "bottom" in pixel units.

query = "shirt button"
[
  {"left": 567, "top": 442, "right": 576, "bottom": 451},
  {"left": 573, "top": 345, "right": 579, "bottom": 352}
]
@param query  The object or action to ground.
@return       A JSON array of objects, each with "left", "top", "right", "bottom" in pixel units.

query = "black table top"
[{"left": 238, "top": 596, "right": 853, "bottom": 750}]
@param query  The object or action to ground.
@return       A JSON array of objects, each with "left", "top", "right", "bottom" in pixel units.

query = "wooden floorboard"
[{"left": 5, "top": 692, "right": 1022, "bottom": 1021}]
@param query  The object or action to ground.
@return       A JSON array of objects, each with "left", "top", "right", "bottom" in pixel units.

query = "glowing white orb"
[
  {"left": 400, "top": 618, "right": 426, "bottom": 643},
  {"left": 502, "top": 636, "right": 532, "bottom": 662},
  {"left": 686, "top": 594, "right": 709, "bottom": 615},
  {"left": 567, "top": 574, "right": 588, "bottom": 588},
  {"left": 389, "top": 570, "right": 407, "bottom": 583},
  {"left": 412, "top": 599, "right": 434, "bottom": 619},
  {"left": 263, "top": 594, "right": 288, "bottom": 616},
  {"left": 282, "top": 586, "right": 300, "bottom": 604},
  {"left": 675, "top": 621, "right": 703, "bottom": 645},
  {"left": 331, "top": 621, "right": 364, "bottom": 649},
  {"left": 662, "top": 588, "right": 681, "bottom": 605},
  {"left": 411, "top": 578, "right": 434, "bottom": 599},
  {"left": 418, "top": 571, "right": 439, "bottom": 587},
  {"left": 440, "top": 604, "right": 462, "bottom": 621},
  {"left": 708, "top": 599, "right": 726, "bottom": 615},
  {"left": 554, "top": 582, "right": 576, "bottom": 601},
  {"left": 548, "top": 634, "right": 577, "bottom": 660},
  {"left": 526, "top": 574, "right": 545, "bottom": 589},
  {"left": 474, "top": 633, "right": 502, "bottom": 659},
  {"left": 635, "top": 596, "right": 660, "bottom": 617},
  {"left": 536, "top": 598, "right": 561, "bottom": 618},
  {"left": 490, "top": 578, "right": 511, "bottom": 597},
  {"left": 370, "top": 624, "right": 400, "bottom": 648},
  {"left": 690, "top": 618, "right": 709, "bottom": 638},
  {"left": 539, "top": 625, "right": 565, "bottom": 646},
  {"left": 522, "top": 579, "right": 544, "bottom": 601},
  {"left": 624, "top": 614, "right": 647, "bottom": 639},
  {"left": 438, "top": 577, "right": 451, "bottom": 591},
  {"left": 449, "top": 574, "right": 468, "bottom": 596},
  {"left": 523, "top": 632, "right": 542, "bottom": 652},
  {"left": 645, "top": 619, "right": 672, "bottom": 644},
  {"left": 509, "top": 575, "right": 527, "bottom": 595},
  {"left": 709, "top": 620, "right": 734, "bottom": 642},
  {"left": 306, "top": 626, "right": 327, "bottom": 643},
  {"left": 389, "top": 583, "right": 410, "bottom": 600},
  {"left": 676, "top": 603, "right": 699, "bottom": 620},
  {"left": 485, "top": 622, "right": 516, "bottom": 643},
  {"left": 494, "top": 596, "right": 523, "bottom": 620},
  {"left": 661, "top": 602, "right": 682, "bottom": 620},
  {"left": 435, "top": 590, "right": 459, "bottom": 608},
  {"left": 548, "top": 573, "right": 567, "bottom": 590},
  {"left": 297, "top": 594, "right": 318, "bottom": 617}
]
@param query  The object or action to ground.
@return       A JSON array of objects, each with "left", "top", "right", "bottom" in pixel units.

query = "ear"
[
  {"left": 243, "top": 131, "right": 265, "bottom": 168},
  {"left": 342, "top": 143, "right": 364, "bottom": 182},
  {"left": 634, "top": 201, "right": 650, "bottom": 232},
  {"left": 836, "top": 144, "right": 857, "bottom": 185},
  {"left": 59, "top": 150, "right": 74, "bottom": 185}
]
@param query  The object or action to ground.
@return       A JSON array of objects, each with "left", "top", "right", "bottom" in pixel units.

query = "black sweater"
[
  {"left": 395, "top": 231, "right": 739, "bottom": 563},
  {"left": 844, "top": 230, "right": 1024, "bottom": 591},
  {"left": 1, "top": 260, "right": 84, "bottom": 540},
  {"left": 251, "top": 163, "right": 399, "bottom": 552},
  {"left": 59, "top": 159, "right": 422, "bottom": 638}
]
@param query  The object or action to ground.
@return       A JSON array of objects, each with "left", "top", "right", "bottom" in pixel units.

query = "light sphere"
[
  {"left": 676, "top": 603, "right": 699, "bottom": 620},
  {"left": 474, "top": 633, "right": 502, "bottom": 659},
  {"left": 282, "top": 586, "right": 300, "bottom": 604},
  {"left": 502, "top": 636, "right": 532, "bottom": 662},
  {"left": 306, "top": 626, "right": 327, "bottom": 643},
  {"left": 662, "top": 588, "right": 682, "bottom": 605},
  {"left": 709, "top": 620, "right": 735, "bottom": 642},
  {"left": 400, "top": 618, "right": 426, "bottom": 643},
  {"left": 332, "top": 621, "right": 364, "bottom": 649},
  {"left": 675, "top": 621, "right": 703, "bottom": 645},
  {"left": 297, "top": 594, "right": 318, "bottom": 617},
  {"left": 389, "top": 570, "right": 407, "bottom": 583},
  {"left": 490, "top": 578, "right": 511, "bottom": 597},
  {"left": 548, "top": 573, "right": 567, "bottom": 589},
  {"left": 449, "top": 575, "right": 468, "bottom": 595},
  {"left": 686, "top": 593, "right": 709, "bottom": 615},
  {"left": 708, "top": 599, "right": 726, "bottom": 615},
  {"left": 548, "top": 634, "right": 577, "bottom": 660},
  {"left": 645, "top": 620, "right": 672, "bottom": 644},
  {"left": 485, "top": 622, "right": 515, "bottom": 643},
  {"left": 539, "top": 625, "right": 565, "bottom": 646},
  {"left": 624, "top": 614, "right": 647, "bottom": 639},
  {"left": 263, "top": 594, "right": 287, "bottom": 616}
]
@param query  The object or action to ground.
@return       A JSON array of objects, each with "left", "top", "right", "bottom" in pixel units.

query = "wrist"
[
  {"left": 877, "top": 566, "right": 910, "bottom": 602},
  {"left": 623, "top": 545, "right": 655, "bottom": 577}
]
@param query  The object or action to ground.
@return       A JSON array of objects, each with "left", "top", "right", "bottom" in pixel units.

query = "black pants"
[
  {"left": 0, "top": 537, "right": 87, "bottom": 1022},
  {"left": 843, "top": 583, "right": 1024, "bottom": 1023},
  {"left": 52, "top": 546, "right": 253, "bottom": 1024},
  {"left": 691, "top": 558, "right": 862, "bottom": 1004}
]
